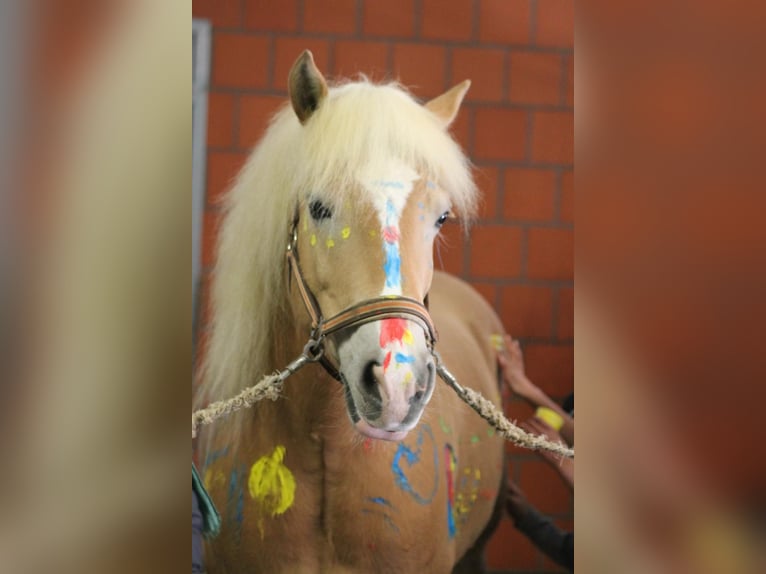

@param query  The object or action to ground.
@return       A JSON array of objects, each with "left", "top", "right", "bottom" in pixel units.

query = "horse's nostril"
[
  {"left": 361, "top": 361, "right": 382, "bottom": 404},
  {"left": 410, "top": 390, "right": 425, "bottom": 404}
]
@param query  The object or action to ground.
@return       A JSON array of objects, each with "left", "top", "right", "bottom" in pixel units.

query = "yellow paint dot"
[
  {"left": 402, "top": 329, "right": 414, "bottom": 345},
  {"left": 489, "top": 334, "right": 504, "bottom": 351},
  {"left": 404, "top": 372, "right": 413, "bottom": 385},
  {"left": 369, "top": 229, "right": 377, "bottom": 238},
  {"left": 326, "top": 238, "right": 335, "bottom": 249},
  {"left": 475, "top": 469, "right": 481, "bottom": 480},
  {"left": 342, "top": 227, "right": 351, "bottom": 239},
  {"left": 248, "top": 446, "right": 296, "bottom": 518},
  {"left": 310, "top": 234, "right": 317, "bottom": 247}
]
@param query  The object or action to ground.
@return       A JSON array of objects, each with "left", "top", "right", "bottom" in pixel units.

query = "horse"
[{"left": 195, "top": 51, "right": 507, "bottom": 573}]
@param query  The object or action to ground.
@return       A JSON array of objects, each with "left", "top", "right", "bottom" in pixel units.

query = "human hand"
[
  {"left": 497, "top": 335, "right": 535, "bottom": 398},
  {"left": 522, "top": 417, "right": 574, "bottom": 488}
]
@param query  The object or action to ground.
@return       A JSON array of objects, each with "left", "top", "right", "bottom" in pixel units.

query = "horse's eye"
[
  {"left": 435, "top": 211, "right": 451, "bottom": 229},
  {"left": 309, "top": 200, "right": 333, "bottom": 221}
]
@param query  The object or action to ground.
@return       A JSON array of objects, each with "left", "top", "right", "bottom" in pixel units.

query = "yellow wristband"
[{"left": 535, "top": 407, "right": 564, "bottom": 431}]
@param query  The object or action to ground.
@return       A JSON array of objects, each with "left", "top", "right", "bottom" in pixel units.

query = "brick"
[
  {"left": 273, "top": 38, "right": 330, "bottom": 90},
  {"left": 202, "top": 210, "right": 222, "bottom": 268},
  {"left": 392, "top": 44, "right": 447, "bottom": 98},
  {"left": 212, "top": 33, "right": 269, "bottom": 88},
  {"left": 451, "top": 48, "right": 505, "bottom": 102},
  {"left": 504, "top": 168, "right": 556, "bottom": 221},
  {"left": 474, "top": 108, "right": 527, "bottom": 161},
  {"left": 486, "top": 518, "right": 539, "bottom": 570},
  {"left": 469, "top": 225, "right": 522, "bottom": 278},
  {"left": 532, "top": 111, "right": 573, "bottom": 164},
  {"left": 304, "top": 0, "right": 357, "bottom": 34},
  {"left": 206, "top": 152, "right": 248, "bottom": 207},
  {"left": 421, "top": 0, "right": 473, "bottom": 41},
  {"left": 518, "top": 459, "right": 573, "bottom": 514},
  {"left": 193, "top": 0, "right": 242, "bottom": 28},
  {"left": 536, "top": 0, "right": 574, "bottom": 48},
  {"left": 333, "top": 41, "right": 389, "bottom": 78},
  {"left": 449, "top": 107, "right": 472, "bottom": 154},
  {"left": 509, "top": 51, "right": 561, "bottom": 105},
  {"left": 560, "top": 170, "right": 573, "bottom": 222},
  {"left": 479, "top": 0, "right": 530, "bottom": 45},
  {"left": 557, "top": 287, "right": 574, "bottom": 340},
  {"left": 206, "top": 92, "right": 235, "bottom": 148},
  {"left": 475, "top": 165, "right": 500, "bottom": 219},
  {"left": 245, "top": 0, "right": 298, "bottom": 31},
  {"left": 523, "top": 343, "right": 573, "bottom": 398},
  {"left": 469, "top": 281, "right": 498, "bottom": 307},
  {"left": 527, "top": 227, "right": 573, "bottom": 280},
  {"left": 564, "top": 53, "right": 574, "bottom": 106},
  {"left": 435, "top": 222, "right": 466, "bottom": 276},
  {"left": 238, "top": 95, "right": 285, "bottom": 149},
  {"left": 362, "top": 0, "right": 415, "bottom": 37},
  {"left": 500, "top": 285, "right": 553, "bottom": 339}
]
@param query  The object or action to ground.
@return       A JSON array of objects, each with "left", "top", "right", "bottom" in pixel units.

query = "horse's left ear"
[
  {"left": 425, "top": 80, "right": 471, "bottom": 128},
  {"left": 288, "top": 50, "right": 328, "bottom": 125}
]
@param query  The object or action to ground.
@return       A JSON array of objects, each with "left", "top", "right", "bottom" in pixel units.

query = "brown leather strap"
[
  {"left": 322, "top": 297, "right": 438, "bottom": 345},
  {"left": 286, "top": 248, "right": 322, "bottom": 330}
]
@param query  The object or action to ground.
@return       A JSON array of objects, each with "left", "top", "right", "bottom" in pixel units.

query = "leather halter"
[{"left": 286, "top": 212, "right": 438, "bottom": 380}]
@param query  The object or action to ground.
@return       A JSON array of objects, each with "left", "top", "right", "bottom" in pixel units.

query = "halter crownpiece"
[{"left": 285, "top": 213, "right": 438, "bottom": 380}]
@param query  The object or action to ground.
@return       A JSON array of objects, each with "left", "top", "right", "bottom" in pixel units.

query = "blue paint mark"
[
  {"left": 368, "top": 497, "right": 394, "bottom": 509},
  {"left": 395, "top": 353, "right": 415, "bottom": 364},
  {"left": 417, "top": 201, "right": 425, "bottom": 209},
  {"left": 226, "top": 466, "right": 245, "bottom": 543},
  {"left": 383, "top": 242, "right": 401, "bottom": 289},
  {"left": 361, "top": 509, "right": 401, "bottom": 533},
  {"left": 426, "top": 181, "right": 437, "bottom": 190},
  {"left": 391, "top": 424, "right": 439, "bottom": 505},
  {"left": 445, "top": 444, "right": 457, "bottom": 538},
  {"left": 419, "top": 215, "right": 425, "bottom": 221},
  {"left": 382, "top": 200, "right": 402, "bottom": 290},
  {"left": 203, "top": 447, "right": 230, "bottom": 469}
]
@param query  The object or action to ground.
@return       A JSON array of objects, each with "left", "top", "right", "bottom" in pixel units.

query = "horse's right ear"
[{"left": 288, "top": 50, "right": 328, "bottom": 125}]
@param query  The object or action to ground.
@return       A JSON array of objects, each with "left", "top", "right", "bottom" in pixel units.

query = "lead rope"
[
  {"left": 433, "top": 352, "right": 574, "bottom": 458},
  {"left": 192, "top": 344, "right": 574, "bottom": 459}
]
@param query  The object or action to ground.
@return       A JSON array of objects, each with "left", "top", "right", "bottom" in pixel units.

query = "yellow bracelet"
[{"left": 535, "top": 407, "right": 564, "bottom": 431}]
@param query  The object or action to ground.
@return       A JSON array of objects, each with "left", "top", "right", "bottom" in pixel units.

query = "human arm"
[
  {"left": 521, "top": 417, "right": 574, "bottom": 489},
  {"left": 497, "top": 335, "right": 574, "bottom": 445}
]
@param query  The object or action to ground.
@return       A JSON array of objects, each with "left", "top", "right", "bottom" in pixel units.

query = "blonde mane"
[{"left": 196, "top": 79, "right": 477, "bottom": 450}]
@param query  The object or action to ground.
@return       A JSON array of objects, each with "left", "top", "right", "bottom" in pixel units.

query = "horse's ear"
[
  {"left": 288, "top": 50, "right": 328, "bottom": 124},
  {"left": 425, "top": 80, "right": 471, "bottom": 127}
]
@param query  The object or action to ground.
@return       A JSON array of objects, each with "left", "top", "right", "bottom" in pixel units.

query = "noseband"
[{"left": 285, "top": 213, "right": 438, "bottom": 381}]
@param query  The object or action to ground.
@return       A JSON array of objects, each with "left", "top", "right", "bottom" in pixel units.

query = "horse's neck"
[{"left": 264, "top": 301, "right": 345, "bottom": 438}]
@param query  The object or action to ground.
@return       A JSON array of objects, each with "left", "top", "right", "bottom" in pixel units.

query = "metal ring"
[{"left": 302, "top": 339, "right": 325, "bottom": 362}]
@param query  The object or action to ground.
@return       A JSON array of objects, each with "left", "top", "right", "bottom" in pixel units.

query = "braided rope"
[
  {"left": 191, "top": 349, "right": 574, "bottom": 460},
  {"left": 434, "top": 354, "right": 574, "bottom": 459},
  {"left": 191, "top": 354, "right": 309, "bottom": 439}
]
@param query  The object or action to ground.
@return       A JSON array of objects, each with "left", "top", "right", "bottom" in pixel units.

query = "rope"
[
  {"left": 434, "top": 353, "right": 574, "bottom": 459},
  {"left": 191, "top": 354, "right": 309, "bottom": 439},
  {"left": 191, "top": 348, "right": 574, "bottom": 460}
]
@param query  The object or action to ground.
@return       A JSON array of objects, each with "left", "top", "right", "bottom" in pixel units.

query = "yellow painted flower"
[{"left": 248, "top": 446, "right": 296, "bottom": 520}]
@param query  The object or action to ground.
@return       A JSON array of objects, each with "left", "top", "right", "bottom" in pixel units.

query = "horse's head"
[{"left": 285, "top": 52, "right": 473, "bottom": 441}]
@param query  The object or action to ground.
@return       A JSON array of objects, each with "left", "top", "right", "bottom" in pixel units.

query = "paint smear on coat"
[
  {"left": 248, "top": 446, "right": 296, "bottom": 533},
  {"left": 445, "top": 444, "right": 457, "bottom": 538}
]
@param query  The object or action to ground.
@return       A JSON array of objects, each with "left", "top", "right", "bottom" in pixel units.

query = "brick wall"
[{"left": 193, "top": 1, "right": 573, "bottom": 571}]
